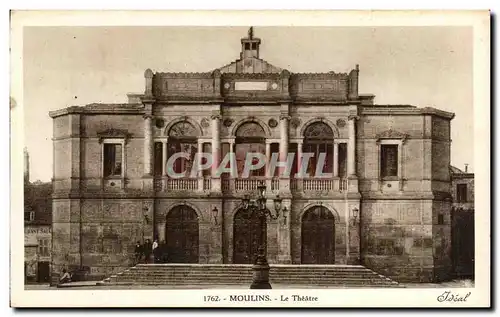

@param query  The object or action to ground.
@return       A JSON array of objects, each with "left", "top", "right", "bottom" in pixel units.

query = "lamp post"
[
  {"left": 348, "top": 207, "right": 359, "bottom": 264},
  {"left": 142, "top": 206, "right": 150, "bottom": 243},
  {"left": 240, "top": 181, "right": 286, "bottom": 289},
  {"left": 211, "top": 206, "right": 219, "bottom": 225}
]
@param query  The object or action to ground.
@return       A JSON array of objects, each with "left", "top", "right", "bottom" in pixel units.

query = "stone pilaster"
[
  {"left": 347, "top": 201, "right": 361, "bottom": 265},
  {"left": 209, "top": 201, "right": 223, "bottom": 263},
  {"left": 197, "top": 139, "right": 204, "bottom": 191},
  {"left": 277, "top": 199, "right": 292, "bottom": 263},
  {"left": 279, "top": 108, "right": 291, "bottom": 194},
  {"left": 347, "top": 107, "right": 359, "bottom": 192},
  {"left": 211, "top": 111, "right": 222, "bottom": 192},
  {"left": 333, "top": 141, "right": 339, "bottom": 177},
  {"left": 68, "top": 114, "right": 81, "bottom": 193},
  {"left": 142, "top": 200, "right": 154, "bottom": 242},
  {"left": 142, "top": 101, "right": 154, "bottom": 191}
]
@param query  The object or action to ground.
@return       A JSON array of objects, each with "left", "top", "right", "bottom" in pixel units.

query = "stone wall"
[{"left": 360, "top": 199, "right": 436, "bottom": 282}]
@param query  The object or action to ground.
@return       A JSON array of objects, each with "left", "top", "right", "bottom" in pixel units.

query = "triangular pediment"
[
  {"left": 375, "top": 129, "right": 409, "bottom": 141},
  {"left": 217, "top": 57, "right": 282, "bottom": 74}
]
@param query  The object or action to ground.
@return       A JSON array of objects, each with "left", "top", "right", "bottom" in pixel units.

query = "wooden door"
[
  {"left": 166, "top": 206, "right": 199, "bottom": 263},
  {"left": 452, "top": 210, "right": 475, "bottom": 278},
  {"left": 37, "top": 261, "right": 50, "bottom": 283},
  {"left": 301, "top": 206, "right": 335, "bottom": 264},
  {"left": 233, "top": 209, "right": 266, "bottom": 264}
]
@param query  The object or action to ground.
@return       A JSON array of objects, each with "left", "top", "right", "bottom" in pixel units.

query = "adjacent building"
[
  {"left": 450, "top": 165, "right": 475, "bottom": 279},
  {"left": 49, "top": 29, "right": 455, "bottom": 283},
  {"left": 24, "top": 149, "right": 52, "bottom": 283}
]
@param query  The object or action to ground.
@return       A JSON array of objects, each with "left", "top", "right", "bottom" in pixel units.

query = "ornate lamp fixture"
[
  {"left": 240, "top": 181, "right": 285, "bottom": 289},
  {"left": 211, "top": 206, "right": 219, "bottom": 225}
]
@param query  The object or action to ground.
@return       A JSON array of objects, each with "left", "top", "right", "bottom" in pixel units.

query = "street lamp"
[
  {"left": 240, "top": 181, "right": 284, "bottom": 289},
  {"left": 351, "top": 207, "right": 359, "bottom": 225},
  {"left": 211, "top": 206, "right": 219, "bottom": 225}
]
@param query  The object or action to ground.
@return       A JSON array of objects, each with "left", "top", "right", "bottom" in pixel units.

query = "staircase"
[{"left": 98, "top": 264, "right": 402, "bottom": 288}]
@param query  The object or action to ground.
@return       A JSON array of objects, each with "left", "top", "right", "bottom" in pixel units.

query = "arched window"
[
  {"left": 303, "top": 122, "right": 334, "bottom": 177},
  {"left": 235, "top": 122, "right": 266, "bottom": 176},
  {"left": 167, "top": 120, "right": 199, "bottom": 176}
]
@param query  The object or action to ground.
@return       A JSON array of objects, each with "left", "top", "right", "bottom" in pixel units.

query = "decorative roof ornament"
[{"left": 248, "top": 26, "right": 254, "bottom": 39}]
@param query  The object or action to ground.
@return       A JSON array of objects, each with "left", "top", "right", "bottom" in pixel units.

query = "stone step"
[
  {"left": 116, "top": 280, "right": 394, "bottom": 286},
  {"left": 122, "top": 272, "right": 380, "bottom": 279},
  {"left": 128, "top": 268, "right": 375, "bottom": 274},
  {"left": 102, "top": 264, "right": 399, "bottom": 287},
  {"left": 115, "top": 276, "right": 395, "bottom": 283},
  {"left": 97, "top": 281, "right": 401, "bottom": 288}
]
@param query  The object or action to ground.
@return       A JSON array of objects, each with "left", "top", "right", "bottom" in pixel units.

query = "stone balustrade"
[{"left": 153, "top": 176, "right": 348, "bottom": 194}]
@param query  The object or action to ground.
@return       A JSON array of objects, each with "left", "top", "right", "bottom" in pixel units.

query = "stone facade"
[
  {"left": 49, "top": 30, "right": 455, "bottom": 283},
  {"left": 449, "top": 165, "right": 474, "bottom": 278},
  {"left": 24, "top": 152, "right": 53, "bottom": 283}
]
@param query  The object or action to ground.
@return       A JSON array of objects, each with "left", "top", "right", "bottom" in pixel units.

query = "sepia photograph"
[{"left": 10, "top": 10, "right": 490, "bottom": 308}]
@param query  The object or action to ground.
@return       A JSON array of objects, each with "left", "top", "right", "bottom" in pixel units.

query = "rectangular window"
[
  {"left": 153, "top": 142, "right": 163, "bottom": 176},
  {"left": 103, "top": 143, "right": 122, "bottom": 177},
  {"left": 457, "top": 184, "right": 468, "bottom": 202},
  {"left": 289, "top": 143, "right": 298, "bottom": 177},
  {"left": 24, "top": 211, "right": 34, "bottom": 222},
  {"left": 338, "top": 143, "right": 347, "bottom": 178},
  {"left": 220, "top": 142, "right": 230, "bottom": 178},
  {"left": 38, "top": 239, "right": 49, "bottom": 257},
  {"left": 270, "top": 143, "right": 280, "bottom": 177},
  {"left": 380, "top": 144, "right": 398, "bottom": 178},
  {"left": 438, "top": 214, "right": 444, "bottom": 225}
]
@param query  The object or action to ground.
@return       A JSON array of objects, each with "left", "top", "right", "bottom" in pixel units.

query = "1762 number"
[{"left": 203, "top": 296, "right": 221, "bottom": 302}]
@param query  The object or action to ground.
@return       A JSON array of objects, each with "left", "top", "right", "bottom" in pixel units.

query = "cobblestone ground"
[{"left": 25, "top": 279, "right": 474, "bottom": 290}]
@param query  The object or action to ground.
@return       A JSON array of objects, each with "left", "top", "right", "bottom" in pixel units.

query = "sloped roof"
[
  {"left": 217, "top": 57, "right": 283, "bottom": 74},
  {"left": 449, "top": 165, "right": 464, "bottom": 174},
  {"left": 24, "top": 181, "right": 52, "bottom": 225}
]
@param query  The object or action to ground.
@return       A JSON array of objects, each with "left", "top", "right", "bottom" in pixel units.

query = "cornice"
[
  {"left": 375, "top": 129, "right": 410, "bottom": 142},
  {"left": 222, "top": 73, "right": 281, "bottom": 80},
  {"left": 97, "top": 128, "right": 133, "bottom": 143},
  {"left": 290, "top": 72, "right": 349, "bottom": 79},
  {"left": 154, "top": 72, "right": 215, "bottom": 79},
  {"left": 419, "top": 107, "right": 456, "bottom": 120},
  {"left": 49, "top": 104, "right": 146, "bottom": 118}
]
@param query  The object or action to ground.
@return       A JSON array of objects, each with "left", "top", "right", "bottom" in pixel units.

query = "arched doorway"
[
  {"left": 164, "top": 120, "right": 200, "bottom": 177},
  {"left": 235, "top": 122, "right": 266, "bottom": 177},
  {"left": 302, "top": 121, "right": 336, "bottom": 177},
  {"left": 233, "top": 208, "right": 266, "bottom": 264},
  {"left": 301, "top": 206, "right": 335, "bottom": 264},
  {"left": 166, "top": 205, "right": 199, "bottom": 263}
]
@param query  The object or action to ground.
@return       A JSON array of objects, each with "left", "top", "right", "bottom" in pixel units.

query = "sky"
[{"left": 22, "top": 26, "right": 473, "bottom": 182}]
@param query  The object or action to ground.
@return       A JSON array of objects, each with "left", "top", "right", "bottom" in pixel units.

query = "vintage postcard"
[{"left": 10, "top": 10, "right": 490, "bottom": 308}]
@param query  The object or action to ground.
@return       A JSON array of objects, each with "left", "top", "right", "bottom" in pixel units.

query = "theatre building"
[{"left": 50, "top": 30, "right": 455, "bottom": 283}]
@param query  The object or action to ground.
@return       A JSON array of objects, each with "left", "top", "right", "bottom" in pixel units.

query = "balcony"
[
  {"left": 154, "top": 177, "right": 348, "bottom": 195},
  {"left": 292, "top": 178, "right": 348, "bottom": 193}
]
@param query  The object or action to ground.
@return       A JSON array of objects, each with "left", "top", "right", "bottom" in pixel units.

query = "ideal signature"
[{"left": 437, "top": 291, "right": 471, "bottom": 303}]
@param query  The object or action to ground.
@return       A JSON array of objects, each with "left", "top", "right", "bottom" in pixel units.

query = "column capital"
[
  {"left": 348, "top": 115, "right": 360, "bottom": 121},
  {"left": 211, "top": 114, "right": 222, "bottom": 120},
  {"left": 143, "top": 114, "right": 153, "bottom": 120},
  {"left": 279, "top": 114, "right": 291, "bottom": 121}
]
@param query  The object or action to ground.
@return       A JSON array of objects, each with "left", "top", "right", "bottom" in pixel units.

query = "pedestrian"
[
  {"left": 59, "top": 269, "right": 72, "bottom": 284},
  {"left": 159, "top": 240, "right": 168, "bottom": 263},
  {"left": 134, "top": 241, "right": 142, "bottom": 265},
  {"left": 143, "top": 239, "right": 152, "bottom": 264},
  {"left": 152, "top": 239, "right": 159, "bottom": 263}
]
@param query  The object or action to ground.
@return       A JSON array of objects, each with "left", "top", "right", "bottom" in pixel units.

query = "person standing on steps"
[
  {"left": 143, "top": 239, "right": 152, "bottom": 264},
  {"left": 159, "top": 240, "right": 168, "bottom": 263},
  {"left": 152, "top": 239, "right": 159, "bottom": 263},
  {"left": 134, "top": 241, "right": 143, "bottom": 265}
]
